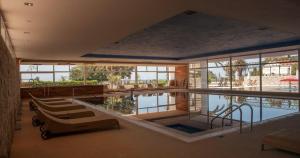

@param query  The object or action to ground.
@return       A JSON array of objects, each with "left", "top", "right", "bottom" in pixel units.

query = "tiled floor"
[{"left": 11, "top": 100, "right": 300, "bottom": 158}]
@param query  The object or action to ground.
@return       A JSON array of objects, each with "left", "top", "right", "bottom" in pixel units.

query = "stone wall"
[{"left": 0, "top": 37, "right": 21, "bottom": 157}]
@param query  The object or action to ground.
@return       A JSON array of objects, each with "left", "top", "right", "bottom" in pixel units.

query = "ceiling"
[
  {"left": 1, "top": 0, "right": 300, "bottom": 63},
  {"left": 93, "top": 12, "right": 299, "bottom": 59}
]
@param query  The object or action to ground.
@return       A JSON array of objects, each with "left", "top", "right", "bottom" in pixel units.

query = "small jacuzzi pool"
[{"left": 166, "top": 124, "right": 206, "bottom": 134}]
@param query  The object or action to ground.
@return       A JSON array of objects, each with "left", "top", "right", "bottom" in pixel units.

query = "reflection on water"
[
  {"left": 190, "top": 94, "right": 299, "bottom": 122},
  {"left": 80, "top": 96, "right": 136, "bottom": 114},
  {"left": 80, "top": 92, "right": 299, "bottom": 122},
  {"left": 80, "top": 93, "right": 177, "bottom": 115}
]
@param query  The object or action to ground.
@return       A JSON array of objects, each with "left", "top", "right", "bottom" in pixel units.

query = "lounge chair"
[
  {"left": 31, "top": 99, "right": 86, "bottom": 112},
  {"left": 261, "top": 129, "right": 300, "bottom": 154},
  {"left": 29, "top": 93, "right": 83, "bottom": 107},
  {"left": 28, "top": 93, "right": 66, "bottom": 102},
  {"left": 41, "top": 100, "right": 73, "bottom": 105},
  {"left": 32, "top": 100, "right": 95, "bottom": 126},
  {"left": 37, "top": 97, "right": 65, "bottom": 102},
  {"left": 36, "top": 107, "right": 120, "bottom": 139},
  {"left": 28, "top": 93, "right": 72, "bottom": 110}
]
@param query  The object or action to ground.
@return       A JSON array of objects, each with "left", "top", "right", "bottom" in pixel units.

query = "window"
[
  {"left": 20, "top": 64, "right": 83, "bottom": 87},
  {"left": 189, "top": 61, "right": 207, "bottom": 89},
  {"left": 54, "top": 65, "right": 70, "bottom": 71},
  {"left": 189, "top": 67, "right": 195, "bottom": 88},
  {"left": 137, "top": 72, "right": 157, "bottom": 84},
  {"left": 147, "top": 66, "right": 157, "bottom": 71},
  {"left": 85, "top": 65, "right": 136, "bottom": 87},
  {"left": 37, "top": 65, "right": 53, "bottom": 71},
  {"left": 20, "top": 65, "right": 54, "bottom": 83},
  {"left": 169, "top": 73, "right": 175, "bottom": 80},
  {"left": 158, "top": 73, "right": 168, "bottom": 85},
  {"left": 55, "top": 72, "right": 70, "bottom": 81},
  {"left": 168, "top": 66, "right": 175, "bottom": 72},
  {"left": 137, "top": 66, "right": 146, "bottom": 71},
  {"left": 157, "top": 66, "right": 167, "bottom": 71},
  {"left": 20, "top": 65, "right": 37, "bottom": 72},
  {"left": 20, "top": 64, "right": 176, "bottom": 88},
  {"left": 32, "top": 73, "right": 54, "bottom": 82},
  {"left": 261, "top": 50, "right": 298, "bottom": 92},
  {"left": 137, "top": 66, "right": 176, "bottom": 87},
  {"left": 208, "top": 58, "right": 230, "bottom": 89},
  {"left": 231, "top": 55, "right": 260, "bottom": 91},
  {"left": 188, "top": 49, "right": 299, "bottom": 93}
]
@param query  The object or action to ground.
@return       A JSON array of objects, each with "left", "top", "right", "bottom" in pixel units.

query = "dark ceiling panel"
[{"left": 95, "top": 12, "right": 299, "bottom": 59}]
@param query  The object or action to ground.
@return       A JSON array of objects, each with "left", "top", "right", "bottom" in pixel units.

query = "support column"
[
  {"left": 200, "top": 60, "right": 208, "bottom": 88},
  {"left": 205, "top": 94, "right": 210, "bottom": 124},
  {"left": 230, "top": 57, "right": 232, "bottom": 90},
  {"left": 259, "top": 54, "right": 262, "bottom": 92},
  {"left": 260, "top": 97, "right": 263, "bottom": 122},
  {"left": 156, "top": 69, "right": 158, "bottom": 86},
  {"left": 52, "top": 65, "right": 55, "bottom": 83},
  {"left": 135, "top": 66, "right": 138, "bottom": 85},
  {"left": 206, "top": 59, "right": 209, "bottom": 89},
  {"left": 298, "top": 49, "right": 300, "bottom": 93}
]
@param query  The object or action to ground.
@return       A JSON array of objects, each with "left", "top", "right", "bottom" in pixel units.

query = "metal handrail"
[
  {"left": 221, "top": 103, "right": 254, "bottom": 133},
  {"left": 210, "top": 105, "right": 239, "bottom": 129},
  {"left": 239, "top": 103, "right": 254, "bottom": 131},
  {"left": 221, "top": 104, "right": 242, "bottom": 133}
]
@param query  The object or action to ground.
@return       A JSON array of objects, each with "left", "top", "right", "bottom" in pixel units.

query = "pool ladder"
[{"left": 210, "top": 103, "right": 254, "bottom": 133}]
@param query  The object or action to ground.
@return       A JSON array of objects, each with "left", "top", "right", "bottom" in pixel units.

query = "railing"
[
  {"left": 221, "top": 105, "right": 242, "bottom": 133},
  {"left": 210, "top": 105, "right": 240, "bottom": 129},
  {"left": 239, "top": 103, "right": 253, "bottom": 131},
  {"left": 210, "top": 103, "right": 254, "bottom": 133}
]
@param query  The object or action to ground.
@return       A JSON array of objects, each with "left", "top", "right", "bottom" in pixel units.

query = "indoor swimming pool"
[
  {"left": 78, "top": 91, "right": 299, "bottom": 123},
  {"left": 76, "top": 91, "right": 299, "bottom": 141}
]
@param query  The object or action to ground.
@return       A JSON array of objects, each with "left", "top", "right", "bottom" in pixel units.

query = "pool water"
[
  {"left": 78, "top": 92, "right": 300, "bottom": 135},
  {"left": 79, "top": 92, "right": 177, "bottom": 115},
  {"left": 166, "top": 124, "right": 205, "bottom": 134},
  {"left": 204, "top": 94, "right": 299, "bottom": 122},
  {"left": 79, "top": 92, "right": 299, "bottom": 124}
]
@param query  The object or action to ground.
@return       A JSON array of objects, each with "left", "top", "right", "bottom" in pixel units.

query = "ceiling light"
[
  {"left": 24, "top": 2, "right": 34, "bottom": 6},
  {"left": 258, "top": 27, "right": 269, "bottom": 31},
  {"left": 184, "top": 10, "right": 197, "bottom": 15}
]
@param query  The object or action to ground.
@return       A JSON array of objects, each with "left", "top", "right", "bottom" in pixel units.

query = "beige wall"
[{"left": 0, "top": 37, "right": 21, "bottom": 157}]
